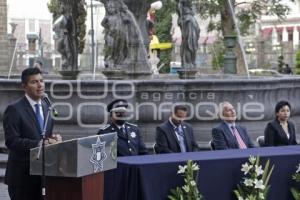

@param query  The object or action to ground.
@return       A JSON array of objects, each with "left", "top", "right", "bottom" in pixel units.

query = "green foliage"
[
  {"left": 193, "top": 0, "right": 292, "bottom": 35},
  {"left": 295, "top": 50, "right": 300, "bottom": 75},
  {"left": 210, "top": 40, "right": 225, "bottom": 70},
  {"left": 234, "top": 155, "right": 274, "bottom": 200},
  {"left": 168, "top": 160, "right": 203, "bottom": 200},
  {"left": 154, "top": 0, "right": 176, "bottom": 73},
  {"left": 47, "top": 0, "right": 61, "bottom": 20},
  {"left": 47, "top": 0, "right": 86, "bottom": 53},
  {"left": 277, "top": 55, "right": 285, "bottom": 73},
  {"left": 291, "top": 188, "right": 300, "bottom": 200},
  {"left": 291, "top": 164, "right": 300, "bottom": 200}
]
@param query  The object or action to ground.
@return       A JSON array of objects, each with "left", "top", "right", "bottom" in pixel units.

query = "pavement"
[
  {"left": 0, "top": 183, "right": 9, "bottom": 200},
  {"left": 0, "top": 148, "right": 9, "bottom": 200}
]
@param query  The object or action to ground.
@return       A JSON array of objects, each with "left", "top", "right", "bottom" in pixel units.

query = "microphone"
[{"left": 42, "top": 93, "right": 58, "bottom": 117}]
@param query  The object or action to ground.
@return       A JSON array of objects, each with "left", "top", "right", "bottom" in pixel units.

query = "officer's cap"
[{"left": 107, "top": 99, "right": 128, "bottom": 112}]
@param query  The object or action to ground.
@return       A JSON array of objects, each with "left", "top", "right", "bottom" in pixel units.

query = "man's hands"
[{"left": 44, "top": 134, "right": 62, "bottom": 145}]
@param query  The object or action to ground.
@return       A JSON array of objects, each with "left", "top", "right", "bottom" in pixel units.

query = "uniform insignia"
[
  {"left": 130, "top": 132, "right": 136, "bottom": 138},
  {"left": 126, "top": 122, "right": 137, "bottom": 127},
  {"left": 99, "top": 124, "right": 110, "bottom": 130},
  {"left": 183, "top": 126, "right": 186, "bottom": 129}
]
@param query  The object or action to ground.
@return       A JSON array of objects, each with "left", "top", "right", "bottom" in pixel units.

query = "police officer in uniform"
[{"left": 97, "top": 99, "right": 148, "bottom": 156}]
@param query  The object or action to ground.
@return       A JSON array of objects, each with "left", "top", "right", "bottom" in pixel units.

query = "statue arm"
[{"left": 101, "top": 16, "right": 109, "bottom": 28}]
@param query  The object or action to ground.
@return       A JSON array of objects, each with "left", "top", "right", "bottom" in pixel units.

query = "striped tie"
[
  {"left": 175, "top": 126, "right": 186, "bottom": 152},
  {"left": 231, "top": 126, "right": 247, "bottom": 149}
]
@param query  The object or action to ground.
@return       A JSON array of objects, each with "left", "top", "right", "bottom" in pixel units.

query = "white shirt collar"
[
  {"left": 25, "top": 94, "right": 42, "bottom": 106},
  {"left": 25, "top": 94, "right": 43, "bottom": 116},
  {"left": 114, "top": 123, "right": 125, "bottom": 130},
  {"left": 224, "top": 121, "right": 236, "bottom": 133},
  {"left": 169, "top": 117, "right": 177, "bottom": 129}
]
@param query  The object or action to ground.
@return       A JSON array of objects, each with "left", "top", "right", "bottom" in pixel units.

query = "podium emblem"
[{"left": 90, "top": 136, "right": 107, "bottom": 172}]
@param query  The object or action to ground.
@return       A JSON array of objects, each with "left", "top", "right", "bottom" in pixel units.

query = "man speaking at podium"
[{"left": 3, "top": 67, "right": 62, "bottom": 200}]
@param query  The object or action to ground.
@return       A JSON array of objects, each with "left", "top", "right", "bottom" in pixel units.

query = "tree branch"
[{"left": 234, "top": 2, "right": 251, "bottom": 7}]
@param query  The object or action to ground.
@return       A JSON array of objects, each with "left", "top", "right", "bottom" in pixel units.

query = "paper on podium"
[{"left": 30, "top": 133, "right": 117, "bottom": 177}]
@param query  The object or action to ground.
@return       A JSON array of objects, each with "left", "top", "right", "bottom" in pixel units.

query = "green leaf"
[
  {"left": 291, "top": 188, "right": 300, "bottom": 200},
  {"left": 265, "top": 164, "right": 274, "bottom": 186}
]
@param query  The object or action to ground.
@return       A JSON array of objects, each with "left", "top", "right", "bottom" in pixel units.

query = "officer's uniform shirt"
[{"left": 97, "top": 122, "right": 148, "bottom": 156}]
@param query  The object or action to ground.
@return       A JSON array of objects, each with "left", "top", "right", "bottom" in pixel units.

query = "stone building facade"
[{"left": 0, "top": 0, "right": 8, "bottom": 73}]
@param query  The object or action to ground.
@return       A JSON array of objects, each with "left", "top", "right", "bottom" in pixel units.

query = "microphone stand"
[{"left": 36, "top": 106, "right": 52, "bottom": 200}]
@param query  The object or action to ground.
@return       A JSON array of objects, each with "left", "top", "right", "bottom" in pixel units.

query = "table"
[{"left": 104, "top": 146, "right": 300, "bottom": 200}]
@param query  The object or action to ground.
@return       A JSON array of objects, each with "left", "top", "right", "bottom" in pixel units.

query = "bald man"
[{"left": 211, "top": 102, "right": 254, "bottom": 150}]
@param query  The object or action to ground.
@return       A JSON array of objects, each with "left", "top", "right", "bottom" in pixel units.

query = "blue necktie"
[
  {"left": 35, "top": 104, "right": 44, "bottom": 132},
  {"left": 121, "top": 126, "right": 126, "bottom": 135},
  {"left": 175, "top": 126, "right": 186, "bottom": 152}
]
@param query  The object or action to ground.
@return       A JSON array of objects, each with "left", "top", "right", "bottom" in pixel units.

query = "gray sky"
[{"left": 7, "top": 0, "right": 51, "bottom": 20}]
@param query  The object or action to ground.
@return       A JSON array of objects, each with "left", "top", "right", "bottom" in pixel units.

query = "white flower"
[
  {"left": 238, "top": 197, "right": 244, "bottom": 200},
  {"left": 192, "top": 163, "right": 199, "bottom": 171},
  {"left": 243, "top": 178, "right": 253, "bottom": 187},
  {"left": 178, "top": 165, "right": 187, "bottom": 174},
  {"left": 259, "top": 192, "right": 265, "bottom": 199},
  {"left": 296, "top": 164, "right": 300, "bottom": 173},
  {"left": 241, "top": 163, "right": 252, "bottom": 175},
  {"left": 255, "top": 165, "right": 264, "bottom": 176},
  {"left": 182, "top": 185, "right": 190, "bottom": 193},
  {"left": 249, "top": 155, "right": 256, "bottom": 164},
  {"left": 190, "top": 180, "right": 196, "bottom": 186},
  {"left": 254, "top": 179, "right": 265, "bottom": 190}
]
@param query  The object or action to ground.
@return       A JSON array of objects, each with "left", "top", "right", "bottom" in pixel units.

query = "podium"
[{"left": 30, "top": 133, "right": 117, "bottom": 200}]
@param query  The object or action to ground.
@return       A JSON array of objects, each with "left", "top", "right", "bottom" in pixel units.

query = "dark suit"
[
  {"left": 212, "top": 122, "right": 254, "bottom": 150},
  {"left": 155, "top": 120, "right": 199, "bottom": 153},
  {"left": 3, "top": 96, "right": 53, "bottom": 200},
  {"left": 264, "top": 119, "right": 297, "bottom": 146},
  {"left": 97, "top": 122, "right": 148, "bottom": 156}
]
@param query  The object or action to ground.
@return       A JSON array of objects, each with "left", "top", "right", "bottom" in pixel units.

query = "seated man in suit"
[
  {"left": 97, "top": 99, "right": 148, "bottom": 156},
  {"left": 212, "top": 101, "right": 254, "bottom": 150},
  {"left": 155, "top": 105, "right": 199, "bottom": 153}
]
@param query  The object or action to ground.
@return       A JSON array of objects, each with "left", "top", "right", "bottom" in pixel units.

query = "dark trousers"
[{"left": 8, "top": 178, "right": 41, "bottom": 200}]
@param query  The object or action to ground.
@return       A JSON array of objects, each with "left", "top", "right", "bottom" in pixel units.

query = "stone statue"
[
  {"left": 53, "top": 3, "right": 77, "bottom": 71},
  {"left": 101, "top": 0, "right": 150, "bottom": 71},
  {"left": 101, "top": 0, "right": 128, "bottom": 68},
  {"left": 176, "top": 0, "right": 200, "bottom": 68},
  {"left": 9, "top": 23, "right": 17, "bottom": 36}
]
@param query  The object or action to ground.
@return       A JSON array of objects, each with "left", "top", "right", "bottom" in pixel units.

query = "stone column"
[
  {"left": 282, "top": 27, "right": 288, "bottom": 42},
  {"left": 293, "top": 26, "right": 299, "bottom": 49},
  {"left": 271, "top": 27, "right": 278, "bottom": 45},
  {"left": 0, "top": 0, "right": 9, "bottom": 74}
]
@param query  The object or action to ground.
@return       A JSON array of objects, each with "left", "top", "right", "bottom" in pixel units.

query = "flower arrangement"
[
  {"left": 168, "top": 160, "right": 203, "bottom": 200},
  {"left": 291, "top": 163, "right": 300, "bottom": 199},
  {"left": 234, "top": 155, "right": 274, "bottom": 200}
]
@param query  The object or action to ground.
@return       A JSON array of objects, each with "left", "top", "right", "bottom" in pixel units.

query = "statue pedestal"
[
  {"left": 102, "top": 68, "right": 152, "bottom": 80},
  {"left": 101, "top": 68, "right": 127, "bottom": 80},
  {"left": 58, "top": 70, "right": 80, "bottom": 80},
  {"left": 126, "top": 71, "right": 152, "bottom": 80},
  {"left": 223, "top": 35, "right": 237, "bottom": 74},
  {"left": 177, "top": 68, "right": 198, "bottom": 79}
]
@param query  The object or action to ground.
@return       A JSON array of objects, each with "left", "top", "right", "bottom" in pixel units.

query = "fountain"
[
  {"left": 53, "top": 1, "right": 81, "bottom": 80},
  {"left": 100, "top": 0, "right": 153, "bottom": 80},
  {"left": 175, "top": 0, "right": 200, "bottom": 79},
  {"left": 1, "top": 0, "right": 300, "bottom": 150}
]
